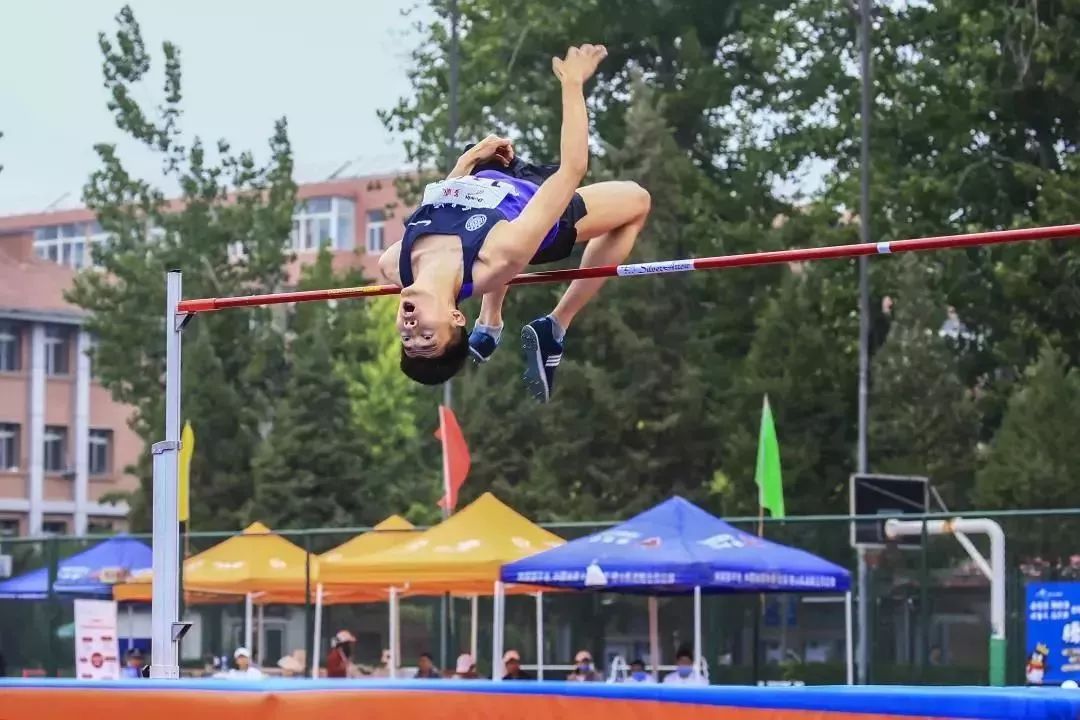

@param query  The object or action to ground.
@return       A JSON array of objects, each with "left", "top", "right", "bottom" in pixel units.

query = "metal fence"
[{"left": 0, "top": 508, "right": 1071, "bottom": 684}]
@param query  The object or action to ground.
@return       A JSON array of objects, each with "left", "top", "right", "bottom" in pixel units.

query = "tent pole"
[
  {"left": 845, "top": 591, "right": 854, "bottom": 685},
  {"left": 693, "top": 586, "right": 703, "bottom": 678},
  {"left": 470, "top": 594, "right": 479, "bottom": 662},
  {"left": 311, "top": 583, "right": 324, "bottom": 678},
  {"left": 127, "top": 604, "right": 134, "bottom": 652},
  {"left": 389, "top": 586, "right": 399, "bottom": 679},
  {"left": 257, "top": 602, "right": 265, "bottom": 667},
  {"left": 648, "top": 595, "right": 660, "bottom": 681},
  {"left": 492, "top": 581, "right": 504, "bottom": 681},
  {"left": 535, "top": 592, "right": 544, "bottom": 681},
  {"left": 244, "top": 593, "right": 253, "bottom": 653}
]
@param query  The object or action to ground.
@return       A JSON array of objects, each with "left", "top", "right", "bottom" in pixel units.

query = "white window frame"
[
  {"left": 44, "top": 326, "right": 71, "bottom": 376},
  {"left": 366, "top": 210, "right": 386, "bottom": 253},
  {"left": 0, "top": 321, "right": 20, "bottom": 372},
  {"left": 0, "top": 423, "right": 18, "bottom": 471},
  {"left": 290, "top": 197, "right": 355, "bottom": 252},
  {"left": 43, "top": 425, "right": 68, "bottom": 473},
  {"left": 88, "top": 428, "right": 112, "bottom": 476},
  {"left": 33, "top": 222, "right": 110, "bottom": 270}
]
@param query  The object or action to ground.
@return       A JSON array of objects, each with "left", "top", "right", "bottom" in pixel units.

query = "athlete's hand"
[
  {"left": 468, "top": 134, "right": 515, "bottom": 166},
  {"left": 552, "top": 44, "right": 607, "bottom": 86}
]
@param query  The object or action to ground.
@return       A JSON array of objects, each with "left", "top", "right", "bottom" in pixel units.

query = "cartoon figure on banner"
[{"left": 1026, "top": 643, "right": 1048, "bottom": 685}]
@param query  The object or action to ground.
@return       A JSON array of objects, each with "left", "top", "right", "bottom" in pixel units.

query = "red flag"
[{"left": 434, "top": 405, "right": 470, "bottom": 512}]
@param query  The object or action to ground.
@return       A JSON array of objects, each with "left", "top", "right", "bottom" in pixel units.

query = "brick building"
[{"left": 0, "top": 174, "right": 407, "bottom": 537}]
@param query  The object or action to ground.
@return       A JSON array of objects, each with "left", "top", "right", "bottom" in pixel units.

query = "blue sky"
[{"left": 0, "top": 0, "right": 424, "bottom": 214}]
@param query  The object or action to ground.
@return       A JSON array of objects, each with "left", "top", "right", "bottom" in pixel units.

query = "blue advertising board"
[{"left": 1025, "top": 581, "right": 1080, "bottom": 685}]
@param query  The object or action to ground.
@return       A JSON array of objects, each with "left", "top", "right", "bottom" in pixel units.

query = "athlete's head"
[{"left": 397, "top": 287, "right": 469, "bottom": 385}]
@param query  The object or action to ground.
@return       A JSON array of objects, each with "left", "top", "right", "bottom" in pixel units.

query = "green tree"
[
  {"left": 342, "top": 296, "right": 442, "bottom": 524},
  {"left": 250, "top": 256, "right": 366, "bottom": 529},
  {"left": 66, "top": 5, "right": 295, "bottom": 529},
  {"left": 975, "top": 346, "right": 1080, "bottom": 512},
  {"left": 868, "top": 256, "right": 980, "bottom": 506}
]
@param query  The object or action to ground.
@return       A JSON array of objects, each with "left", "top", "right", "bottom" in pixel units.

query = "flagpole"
[
  {"left": 439, "top": 406, "right": 453, "bottom": 672},
  {"left": 753, "top": 506, "right": 763, "bottom": 686}
]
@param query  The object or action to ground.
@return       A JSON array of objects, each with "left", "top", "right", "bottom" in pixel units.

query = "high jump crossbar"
[
  {"left": 150, "top": 221, "right": 1080, "bottom": 679},
  {"left": 176, "top": 223, "right": 1080, "bottom": 314}
]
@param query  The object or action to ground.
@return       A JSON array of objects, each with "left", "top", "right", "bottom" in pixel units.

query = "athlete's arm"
[
  {"left": 377, "top": 243, "right": 402, "bottom": 285},
  {"left": 446, "top": 135, "right": 514, "bottom": 179},
  {"left": 489, "top": 45, "right": 607, "bottom": 267}
]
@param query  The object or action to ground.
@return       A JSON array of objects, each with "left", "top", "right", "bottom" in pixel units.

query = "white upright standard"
[{"left": 150, "top": 270, "right": 188, "bottom": 679}]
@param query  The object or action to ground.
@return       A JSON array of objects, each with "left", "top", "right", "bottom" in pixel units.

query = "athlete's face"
[{"left": 397, "top": 291, "right": 465, "bottom": 357}]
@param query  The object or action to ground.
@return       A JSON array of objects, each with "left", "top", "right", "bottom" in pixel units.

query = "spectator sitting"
[
  {"left": 120, "top": 648, "right": 143, "bottom": 679},
  {"left": 663, "top": 646, "right": 706, "bottom": 685},
  {"left": 566, "top": 649, "right": 602, "bottom": 682},
  {"left": 625, "top": 658, "right": 653, "bottom": 683},
  {"left": 414, "top": 652, "right": 440, "bottom": 679},
  {"left": 277, "top": 652, "right": 305, "bottom": 677},
  {"left": 502, "top": 650, "right": 533, "bottom": 680},
  {"left": 219, "top": 647, "right": 264, "bottom": 679},
  {"left": 326, "top": 630, "right": 359, "bottom": 678},
  {"left": 453, "top": 653, "right": 478, "bottom": 679}
]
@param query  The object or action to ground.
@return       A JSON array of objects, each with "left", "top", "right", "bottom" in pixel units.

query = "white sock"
[
  {"left": 546, "top": 315, "right": 567, "bottom": 342},
  {"left": 475, "top": 322, "right": 503, "bottom": 344}
]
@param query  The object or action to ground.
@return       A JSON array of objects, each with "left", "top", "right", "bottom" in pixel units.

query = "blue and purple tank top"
[{"left": 398, "top": 171, "right": 560, "bottom": 301}]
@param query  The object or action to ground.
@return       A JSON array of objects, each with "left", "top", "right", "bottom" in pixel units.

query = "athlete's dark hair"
[
  {"left": 399, "top": 327, "right": 470, "bottom": 385},
  {"left": 675, "top": 646, "right": 694, "bottom": 661}
]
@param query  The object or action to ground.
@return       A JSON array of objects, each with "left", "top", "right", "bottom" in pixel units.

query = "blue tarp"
[
  {"left": 501, "top": 496, "right": 850, "bottom": 594},
  {"left": 0, "top": 534, "right": 152, "bottom": 600}
]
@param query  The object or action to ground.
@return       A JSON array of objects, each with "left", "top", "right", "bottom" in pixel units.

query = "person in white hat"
[
  {"left": 326, "top": 630, "right": 359, "bottom": 678},
  {"left": 218, "top": 647, "right": 264, "bottom": 679},
  {"left": 502, "top": 649, "right": 533, "bottom": 680}
]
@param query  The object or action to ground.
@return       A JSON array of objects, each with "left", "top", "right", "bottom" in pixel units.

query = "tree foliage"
[
  {"left": 68, "top": 0, "right": 1080, "bottom": 536},
  {"left": 68, "top": 5, "right": 295, "bottom": 529}
]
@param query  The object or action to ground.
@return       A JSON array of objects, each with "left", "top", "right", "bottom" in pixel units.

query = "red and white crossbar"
[{"left": 176, "top": 223, "right": 1080, "bottom": 313}]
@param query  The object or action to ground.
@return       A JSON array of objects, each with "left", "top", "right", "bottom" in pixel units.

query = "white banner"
[{"left": 74, "top": 599, "right": 120, "bottom": 680}]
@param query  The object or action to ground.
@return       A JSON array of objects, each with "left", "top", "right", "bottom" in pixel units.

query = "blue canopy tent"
[
  {"left": 0, "top": 534, "right": 152, "bottom": 599},
  {"left": 500, "top": 497, "right": 851, "bottom": 682}
]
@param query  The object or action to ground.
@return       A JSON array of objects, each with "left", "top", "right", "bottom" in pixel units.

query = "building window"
[
  {"left": 88, "top": 429, "right": 112, "bottom": 476},
  {"left": 0, "top": 423, "right": 18, "bottom": 471},
  {"left": 43, "top": 426, "right": 68, "bottom": 473},
  {"left": 0, "top": 321, "right": 20, "bottom": 372},
  {"left": 45, "top": 325, "right": 71, "bottom": 376},
  {"left": 33, "top": 221, "right": 110, "bottom": 270},
  {"left": 41, "top": 519, "right": 69, "bottom": 536},
  {"left": 87, "top": 519, "right": 115, "bottom": 535},
  {"left": 0, "top": 518, "right": 19, "bottom": 537},
  {"left": 291, "top": 196, "right": 355, "bottom": 252},
  {"left": 366, "top": 209, "right": 386, "bottom": 253}
]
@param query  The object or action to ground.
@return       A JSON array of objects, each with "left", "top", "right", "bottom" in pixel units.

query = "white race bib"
[{"left": 421, "top": 176, "right": 514, "bottom": 210}]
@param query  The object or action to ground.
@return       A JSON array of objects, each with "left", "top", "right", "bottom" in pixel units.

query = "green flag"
[{"left": 755, "top": 395, "right": 785, "bottom": 518}]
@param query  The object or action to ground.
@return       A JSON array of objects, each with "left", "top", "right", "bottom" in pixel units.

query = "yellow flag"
[{"left": 178, "top": 420, "right": 194, "bottom": 523}]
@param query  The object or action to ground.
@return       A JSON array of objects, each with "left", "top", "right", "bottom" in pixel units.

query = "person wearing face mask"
[
  {"left": 566, "top": 650, "right": 603, "bottom": 682},
  {"left": 625, "top": 658, "right": 653, "bottom": 684},
  {"left": 663, "top": 646, "right": 706, "bottom": 685}
]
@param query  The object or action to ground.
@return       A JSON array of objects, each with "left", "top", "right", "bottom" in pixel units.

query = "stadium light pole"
[{"left": 855, "top": 0, "right": 874, "bottom": 687}]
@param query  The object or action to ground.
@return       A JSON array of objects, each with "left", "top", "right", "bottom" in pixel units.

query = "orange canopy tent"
[
  {"left": 113, "top": 521, "right": 318, "bottom": 603},
  {"left": 318, "top": 493, "right": 564, "bottom": 595},
  {"left": 112, "top": 517, "right": 422, "bottom": 605}
]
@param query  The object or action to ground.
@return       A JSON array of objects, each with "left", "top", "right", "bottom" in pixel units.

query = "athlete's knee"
[{"left": 620, "top": 181, "right": 651, "bottom": 222}]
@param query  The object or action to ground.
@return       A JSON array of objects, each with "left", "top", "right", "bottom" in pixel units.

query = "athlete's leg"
[
  {"left": 521, "top": 180, "right": 650, "bottom": 401},
  {"left": 549, "top": 180, "right": 651, "bottom": 330},
  {"left": 467, "top": 285, "right": 510, "bottom": 363}
]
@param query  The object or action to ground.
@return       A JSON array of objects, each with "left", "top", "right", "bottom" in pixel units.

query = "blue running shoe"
[
  {"left": 468, "top": 328, "right": 499, "bottom": 363},
  {"left": 520, "top": 317, "right": 564, "bottom": 402}
]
